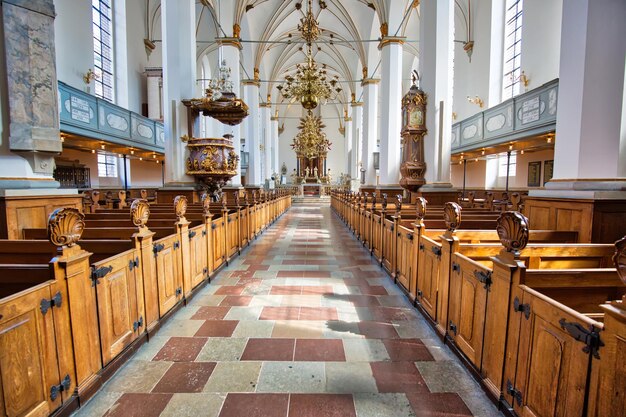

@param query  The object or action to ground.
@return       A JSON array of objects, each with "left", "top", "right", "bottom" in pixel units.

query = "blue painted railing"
[{"left": 58, "top": 81, "right": 165, "bottom": 152}]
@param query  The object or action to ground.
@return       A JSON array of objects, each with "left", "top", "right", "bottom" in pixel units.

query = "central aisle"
[{"left": 75, "top": 203, "right": 502, "bottom": 417}]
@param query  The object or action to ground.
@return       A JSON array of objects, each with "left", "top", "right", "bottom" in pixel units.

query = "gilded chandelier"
[
  {"left": 291, "top": 111, "right": 331, "bottom": 159},
  {"left": 276, "top": 0, "right": 341, "bottom": 109}
]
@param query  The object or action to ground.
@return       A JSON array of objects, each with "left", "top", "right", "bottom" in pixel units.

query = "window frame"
[
  {"left": 502, "top": 0, "right": 523, "bottom": 101},
  {"left": 92, "top": 0, "right": 114, "bottom": 102},
  {"left": 97, "top": 154, "right": 118, "bottom": 178}
]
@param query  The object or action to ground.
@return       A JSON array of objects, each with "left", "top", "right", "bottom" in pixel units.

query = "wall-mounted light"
[
  {"left": 101, "top": 144, "right": 105, "bottom": 149},
  {"left": 508, "top": 144, "right": 513, "bottom": 151},
  {"left": 156, "top": 160, "right": 160, "bottom": 164},
  {"left": 153, "top": 153, "right": 157, "bottom": 158},
  {"left": 91, "top": 149, "right": 96, "bottom": 154},
  {"left": 452, "top": 112, "right": 457, "bottom": 120},
  {"left": 467, "top": 95, "right": 484, "bottom": 108},
  {"left": 118, "top": 154, "right": 122, "bottom": 158},
  {"left": 130, "top": 149, "right": 135, "bottom": 155},
  {"left": 83, "top": 68, "right": 99, "bottom": 84},
  {"left": 546, "top": 133, "right": 554, "bottom": 144},
  {"left": 474, "top": 158, "right": 479, "bottom": 162},
  {"left": 520, "top": 150, "right": 525, "bottom": 155},
  {"left": 481, "top": 149, "right": 485, "bottom": 155}
]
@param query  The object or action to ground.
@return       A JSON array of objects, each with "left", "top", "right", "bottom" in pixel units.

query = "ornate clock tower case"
[{"left": 399, "top": 77, "right": 427, "bottom": 193}]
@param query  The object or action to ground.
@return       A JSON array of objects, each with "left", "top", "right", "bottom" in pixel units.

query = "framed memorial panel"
[
  {"left": 528, "top": 161, "right": 542, "bottom": 187},
  {"left": 543, "top": 160, "right": 553, "bottom": 185}
]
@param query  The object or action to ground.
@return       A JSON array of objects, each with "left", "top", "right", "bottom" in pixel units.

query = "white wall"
[
  {"left": 54, "top": 0, "right": 93, "bottom": 91},
  {"left": 451, "top": 159, "right": 487, "bottom": 188},
  {"left": 521, "top": 0, "right": 562, "bottom": 89},
  {"left": 512, "top": 148, "right": 554, "bottom": 188},
  {"left": 129, "top": 158, "right": 163, "bottom": 187}
]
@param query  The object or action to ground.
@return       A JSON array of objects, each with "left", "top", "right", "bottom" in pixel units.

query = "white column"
[
  {"left": 361, "top": 79, "right": 379, "bottom": 186},
  {"left": 351, "top": 102, "right": 363, "bottom": 182},
  {"left": 145, "top": 67, "right": 163, "bottom": 120},
  {"left": 162, "top": 0, "right": 195, "bottom": 185},
  {"left": 378, "top": 38, "right": 404, "bottom": 186},
  {"left": 261, "top": 104, "right": 272, "bottom": 182},
  {"left": 550, "top": 0, "right": 626, "bottom": 184},
  {"left": 419, "top": 0, "right": 454, "bottom": 186},
  {"left": 344, "top": 115, "right": 353, "bottom": 177},
  {"left": 243, "top": 81, "right": 261, "bottom": 186},
  {"left": 220, "top": 41, "right": 242, "bottom": 186},
  {"left": 271, "top": 115, "right": 280, "bottom": 177}
]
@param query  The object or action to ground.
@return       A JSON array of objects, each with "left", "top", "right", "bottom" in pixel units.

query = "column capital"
[
  {"left": 217, "top": 37, "right": 242, "bottom": 50},
  {"left": 344, "top": 117, "right": 352, "bottom": 122},
  {"left": 242, "top": 79, "right": 260, "bottom": 87},
  {"left": 350, "top": 101, "right": 363, "bottom": 107},
  {"left": 378, "top": 36, "right": 405, "bottom": 51},
  {"left": 361, "top": 78, "right": 380, "bottom": 86},
  {"left": 270, "top": 116, "right": 279, "bottom": 121},
  {"left": 259, "top": 102, "right": 271, "bottom": 108}
]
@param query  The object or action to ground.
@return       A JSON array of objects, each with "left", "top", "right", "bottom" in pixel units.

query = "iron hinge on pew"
[
  {"left": 189, "top": 230, "right": 197, "bottom": 239},
  {"left": 153, "top": 243, "right": 165, "bottom": 256},
  {"left": 407, "top": 233, "right": 413, "bottom": 241},
  {"left": 202, "top": 230, "right": 207, "bottom": 237},
  {"left": 203, "top": 267, "right": 208, "bottom": 275},
  {"left": 173, "top": 241, "right": 180, "bottom": 250},
  {"left": 50, "top": 375, "right": 71, "bottom": 401},
  {"left": 133, "top": 316, "right": 144, "bottom": 332},
  {"left": 474, "top": 270, "right": 492, "bottom": 289},
  {"left": 506, "top": 380, "right": 523, "bottom": 407},
  {"left": 449, "top": 320, "right": 458, "bottom": 336},
  {"left": 513, "top": 297, "right": 531, "bottom": 319},
  {"left": 452, "top": 262, "right": 460, "bottom": 273},
  {"left": 90, "top": 265, "right": 113, "bottom": 286},
  {"left": 40, "top": 292, "right": 62, "bottom": 315},
  {"left": 431, "top": 246, "right": 442, "bottom": 257},
  {"left": 419, "top": 244, "right": 424, "bottom": 251},
  {"left": 417, "top": 290, "right": 423, "bottom": 297},
  {"left": 559, "top": 319, "right": 604, "bottom": 359},
  {"left": 129, "top": 257, "right": 139, "bottom": 272},
  {"left": 175, "top": 287, "right": 182, "bottom": 296},
  {"left": 211, "top": 223, "right": 217, "bottom": 230}
]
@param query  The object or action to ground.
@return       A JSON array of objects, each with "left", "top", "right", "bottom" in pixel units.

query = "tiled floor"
[{"left": 74, "top": 203, "right": 503, "bottom": 417}]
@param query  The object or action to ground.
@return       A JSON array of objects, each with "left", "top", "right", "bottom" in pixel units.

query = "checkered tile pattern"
[{"left": 73, "top": 203, "right": 503, "bottom": 417}]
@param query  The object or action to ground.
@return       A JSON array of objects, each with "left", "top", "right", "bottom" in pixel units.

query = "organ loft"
[{"left": 0, "top": 1, "right": 624, "bottom": 417}]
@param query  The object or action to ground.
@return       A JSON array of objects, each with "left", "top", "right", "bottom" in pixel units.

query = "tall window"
[
  {"left": 502, "top": 0, "right": 523, "bottom": 101},
  {"left": 93, "top": 0, "right": 114, "bottom": 101},
  {"left": 498, "top": 152, "right": 517, "bottom": 177},
  {"left": 98, "top": 154, "right": 118, "bottom": 177}
]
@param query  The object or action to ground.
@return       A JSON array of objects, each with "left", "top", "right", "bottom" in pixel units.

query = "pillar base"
[
  {"left": 158, "top": 184, "right": 199, "bottom": 204},
  {"left": 413, "top": 183, "right": 458, "bottom": 206},
  {"left": 526, "top": 180, "right": 626, "bottom": 243},
  {"left": 376, "top": 184, "right": 405, "bottom": 200}
]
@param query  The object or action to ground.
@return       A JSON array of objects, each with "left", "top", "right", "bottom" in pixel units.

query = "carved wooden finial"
[
  {"left": 201, "top": 193, "right": 211, "bottom": 217},
  {"left": 48, "top": 207, "right": 85, "bottom": 247},
  {"left": 443, "top": 202, "right": 462, "bottom": 232},
  {"left": 174, "top": 195, "right": 188, "bottom": 220},
  {"left": 613, "top": 235, "right": 626, "bottom": 286},
  {"left": 140, "top": 189, "right": 147, "bottom": 199},
  {"left": 130, "top": 199, "right": 150, "bottom": 229},
  {"left": 395, "top": 194, "right": 403, "bottom": 213},
  {"left": 221, "top": 193, "right": 227, "bottom": 208},
  {"left": 381, "top": 193, "right": 388, "bottom": 210},
  {"left": 496, "top": 211, "right": 529, "bottom": 256},
  {"left": 370, "top": 194, "right": 377, "bottom": 209},
  {"left": 244, "top": 191, "right": 250, "bottom": 205},
  {"left": 416, "top": 197, "right": 427, "bottom": 220},
  {"left": 234, "top": 192, "right": 240, "bottom": 206}
]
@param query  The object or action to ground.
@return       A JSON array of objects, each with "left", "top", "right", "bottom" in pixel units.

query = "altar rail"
[
  {"left": 0, "top": 190, "right": 291, "bottom": 417},
  {"left": 331, "top": 189, "right": 625, "bottom": 417}
]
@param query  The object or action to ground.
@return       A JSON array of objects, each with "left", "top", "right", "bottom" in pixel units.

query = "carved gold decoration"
[
  {"left": 233, "top": 23, "right": 241, "bottom": 38},
  {"left": 380, "top": 22, "right": 388, "bottom": 37},
  {"left": 496, "top": 211, "right": 530, "bottom": 255},
  {"left": 48, "top": 208, "right": 85, "bottom": 247},
  {"left": 174, "top": 195, "right": 188, "bottom": 220},
  {"left": 467, "top": 95, "right": 484, "bottom": 108},
  {"left": 254, "top": 67, "right": 260, "bottom": 81},
  {"left": 183, "top": 134, "right": 238, "bottom": 192},
  {"left": 613, "top": 235, "right": 626, "bottom": 286},
  {"left": 415, "top": 197, "right": 427, "bottom": 220},
  {"left": 292, "top": 112, "right": 331, "bottom": 160},
  {"left": 443, "top": 202, "right": 462, "bottom": 232},
  {"left": 131, "top": 199, "right": 150, "bottom": 229},
  {"left": 362, "top": 67, "right": 368, "bottom": 79},
  {"left": 83, "top": 68, "right": 99, "bottom": 84}
]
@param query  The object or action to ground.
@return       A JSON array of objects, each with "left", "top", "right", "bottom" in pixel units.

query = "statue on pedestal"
[
  {"left": 313, "top": 167, "right": 318, "bottom": 178},
  {"left": 305, "top": 166, "right": 310, "bottom": 178}
]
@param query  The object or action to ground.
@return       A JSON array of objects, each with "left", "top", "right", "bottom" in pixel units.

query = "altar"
[{"left": 302, "top": 183, "right": 322, "bottom": 196}]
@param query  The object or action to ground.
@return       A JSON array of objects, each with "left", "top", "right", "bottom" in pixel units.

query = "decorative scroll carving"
[
  {"left": 497, "top": 211, "right": 530, "bottom": 255},
  {"left": 443, "top": 202, "right": 462, "bottom": 232},
  {"left": 201, "top": 193, "right": 211, "bottom": 217},
  {"left": 130, "top": 199, "right": 150, "bottom": 229},
  {"left": 613, "top": 235, "right": 626, "bottom": 286},
  {"left": 48, "top": 208, "right": 85, "bottom": 247},
  {"left": 415, "top": 197, "right": 427, "bottom": 220},
  {"left": 174, "top": 195, "right": 188, "bottom": 221}
]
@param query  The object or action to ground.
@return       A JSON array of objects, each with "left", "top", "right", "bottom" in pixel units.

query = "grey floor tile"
[
  {"left": 160, "top": 393, "right": 226, "bottom": 417},
  {"left": 102, "top": 360, "right": 171, "bottom": 393},
  {"left": 343, "top": 339, "right": 390, "bottom": 362},
  {"left": 325, "top": 362, "right": 378, "bottom": 393},
  {"left": 196, "top": 337, "right": 247, "bottom": 361},
  {"left": 203, "top": 362, "right": 262, "bottom": 393},
  {"left": 256, "top": 362, "right": 325, "bottom": 393},
  {"left": 354, "top": 393, "right": 416, "bottom": 417}
]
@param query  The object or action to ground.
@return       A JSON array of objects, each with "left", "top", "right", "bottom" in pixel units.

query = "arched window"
[
  {"left": 93, "top": 0, "right": 114, "bottom": 101},
  {"left": 502, "top": 0, "right": 523, "bottom": 100}
]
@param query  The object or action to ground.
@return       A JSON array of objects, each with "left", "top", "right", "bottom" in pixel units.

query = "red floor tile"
[
  {"left": 260, "top": 306, "right": 300, "bottom": 320},
  {"left": 371, "top": 307, "right": 411, "bottom": 322},
  {"left": 382, "top": 339, "right": 435, "bottom": 362},
  {"left": 219, "top": 393, "right": 289, "bottom": 417},
  {"left": 370, "top": 362, "right": 429, "bottom": 393},
  {"left": 194, "top": 320, "right": 239, "bottom": 337},
  {"left": 152, "top": 362, "right": 216, "bottom": 393},
  {"left": 358, "top": 285, "right": 388, "bottom": 295},
  {"left": 357, "top": 322, "right": 399, "bottom": 339},
  {"left": 153, "top": 337, "right": 207, "bottom": 362},
  {"left": 294, "top": 339, "right": 346, "bottom": 362},
  {"left": 288, "top": 394, "right": 356, "bottom": 417},
  {"left": 302, "top": 271, "right": 332, "bottom": 278},
  {"left": 270, "top": 285, "right": 303, "bottom": 295},
  {"left": 219, "top": 296, "right": 253, "bottom": 306},
  {"left": 215, "top": 286, "right": 246, "bottom": 295},
  {"left": 301, "top": 285, "right": 333, "bottom": 295},
  {"left": 190, "top": 306, "right": 231, "bottom": 320},
  {"left": 299, "top": 307, "right": 338, "bottom": 320},
  {"left": 406, "top": 392, "right": 473, "bottom": 417},
  {"left": 343, "top": 295, "right": 381, "bottom": 307},
  {"left": 103, "top": 393, "right": 172, "bottom": 417},
  {"left": 241, "top": 338, "right": 295, "bottom": 361}
]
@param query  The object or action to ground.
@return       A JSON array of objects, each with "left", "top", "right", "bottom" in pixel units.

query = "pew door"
[
  {"left": 362, "top": 212, "right": 371, "bottom": 248},
  {"left": 239, "top": 209, "right": 249, "bottom": 247},
  {"left": 227, "top": 212, "right": 239, "bottom": 258},
  {"left": 212, "top": 218, "right": 225, "bottom": 270},
  {"left": 93, "top": 250, "right": 143, "bottom": 365},
  {"left": 417, "top": 235, "right": 441, "bottom": 321},
  {"left": 507, "top": 286, "right": 601, "bottom": 417},
  {"left": 0, "top": 283, "right": 64, "bottom": 416},
  {"left": 189, "top": 225, "right": 208, "bottom": 289},
  {"left": 372, "top": 214, "right": 382, "bottom": 260},
  {"left": 154, "top": 235, "right": 184, "bottom": 316},
  {"left": 447, "top": 253, "right": 488, "bottom": 369},
  {"left": 396, "top": 227, "right": 413, "bottom": 292},
  {"left": 382, "top": 218, "right": 394, "bottom": 274}
]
